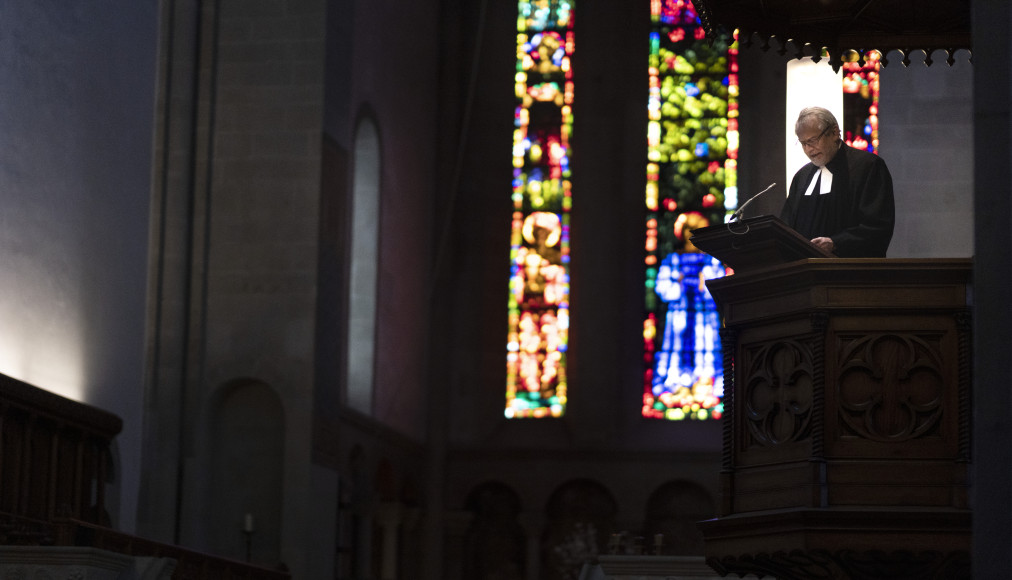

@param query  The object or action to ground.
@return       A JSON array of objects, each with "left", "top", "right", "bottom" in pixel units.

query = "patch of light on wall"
[
  {"left": 0, "top": 329, "right": 86, "bottom": 402},
  {"left": 0, "top": 260, "right": 87, "bottom": 402}
]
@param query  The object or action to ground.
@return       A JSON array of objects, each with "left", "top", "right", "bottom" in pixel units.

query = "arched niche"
[{"left": 207, "top": 379, "right": 285, "bottom": 567}]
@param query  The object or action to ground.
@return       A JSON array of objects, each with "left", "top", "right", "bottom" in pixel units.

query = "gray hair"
[{"left": 795, "top": 106, "right": 840, "bottom": 135}]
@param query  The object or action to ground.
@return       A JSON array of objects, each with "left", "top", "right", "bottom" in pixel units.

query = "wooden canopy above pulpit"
[{"left": 691, "top": 0, "right": 972, "bottom": 70}]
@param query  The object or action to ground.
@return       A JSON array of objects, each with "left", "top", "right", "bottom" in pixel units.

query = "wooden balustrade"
[
  {"left": 0, "top": 373, "right": 289, "bottom": 579},
  {"left": 0, "top": 372, "right": 121, "bottom": 525}
]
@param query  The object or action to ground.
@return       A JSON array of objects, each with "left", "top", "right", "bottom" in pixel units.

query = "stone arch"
[
  {"left": 462, "top": 481, "right": 526, "bottom": 580},
  {"left": 541, "top": 479, "right": 617, "bottom": 580},
  {"left": 642, "top": 479, "right": 716, "bottom": 555},
  {"left": 206, "top": 379, "right": 285, "bottom": 567}
]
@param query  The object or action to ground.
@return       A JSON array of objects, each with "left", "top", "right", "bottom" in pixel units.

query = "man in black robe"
[{"left": 779, "top": 107, "right": 895, "bottom": 258}]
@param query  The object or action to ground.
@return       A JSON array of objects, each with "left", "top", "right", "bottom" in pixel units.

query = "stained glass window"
[
  {"left": 643, "top": 0, "right": 738, "bottom": 421},
  {"left": 842, "top": 52, "right": 881, "bottom": 154},
  {"left": 506, "top": 0, "right": 574, "bottom": 419}
]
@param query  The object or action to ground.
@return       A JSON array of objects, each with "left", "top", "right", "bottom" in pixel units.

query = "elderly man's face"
[{"left": 797, "top": 123, "right": 838, "bottom": 167}]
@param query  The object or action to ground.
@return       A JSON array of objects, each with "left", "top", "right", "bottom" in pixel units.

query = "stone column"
[
  {"left": 441, "top": 510, "right": 474, "bottom": 580},
  {"left": 972, "top": 2, "right": 1012, "bottom": 576},
  {"left": 518, "top": 512, "right": 545, "bottom": 580}
]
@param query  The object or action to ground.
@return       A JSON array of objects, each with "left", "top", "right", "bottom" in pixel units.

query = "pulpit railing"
[
  {"left": 0, "top": 373, "right": 289, "bottom": 579},
  {"left": 0, "top": 372, "right": 121, "bottom": 525}
]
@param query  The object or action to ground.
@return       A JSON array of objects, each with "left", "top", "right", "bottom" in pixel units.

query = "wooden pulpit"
[{"left": 691, "top": 216, "right": 973, "bottom": 579}]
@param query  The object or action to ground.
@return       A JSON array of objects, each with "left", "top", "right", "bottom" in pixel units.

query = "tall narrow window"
[
  {"left": 348, "top": 118, "right": 380, "bottom": 416},
  {"left": 643, "top": 1, "right": 738, "bottom": 421},
  {"left": 842, "top": 52, "right": 881, "bottom": 154},
  {"left": 506, "top": 0, "right": 574, "bottom": 419}
]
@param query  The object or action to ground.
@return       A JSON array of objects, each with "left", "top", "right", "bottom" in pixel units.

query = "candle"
[{"left": 244, "top": 513, "right": 255, "bottom": 533}]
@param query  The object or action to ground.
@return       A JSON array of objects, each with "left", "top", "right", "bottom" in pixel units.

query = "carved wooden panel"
[
  {"left": 835, "top": 332, "right": 946, "bottom": 443},
  {"left": 701, "top": 259, "right": 973, "bottom": 580},
  {"left": 825, "top": 315, "right": 961, "bottom": 460},
  {"left": 742, "top": 339, "right": 815, "bottom": 449}
]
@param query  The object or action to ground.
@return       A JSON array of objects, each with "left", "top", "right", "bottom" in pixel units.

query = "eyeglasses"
[{"left": 797, "top": 126, "right": 833, "bottom": 148}]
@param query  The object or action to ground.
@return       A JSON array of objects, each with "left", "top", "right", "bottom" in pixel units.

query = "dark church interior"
[{"left": 1, "top": 0, "right": 1010, "bottom": 578}]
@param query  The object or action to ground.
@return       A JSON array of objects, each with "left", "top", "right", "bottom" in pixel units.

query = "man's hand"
[{"left": 810, "top": 236, "right": 835, "bottom": 253}]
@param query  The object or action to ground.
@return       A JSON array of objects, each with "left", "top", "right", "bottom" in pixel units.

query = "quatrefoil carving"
[
  {"left": 837, "top": 333, "right": 945, "bottom": 442},
  {"left": 744, "top": 340, "right": 814, "bottom": 447}
]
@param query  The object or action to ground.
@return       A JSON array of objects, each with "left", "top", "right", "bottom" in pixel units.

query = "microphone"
[{"left": 730, "top": 182, "right": 776, "bottom": 222}]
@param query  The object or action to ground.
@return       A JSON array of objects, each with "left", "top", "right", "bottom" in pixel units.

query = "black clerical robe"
[{"left": 779, "top": 144, "right": 895, "bottom": 258}]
